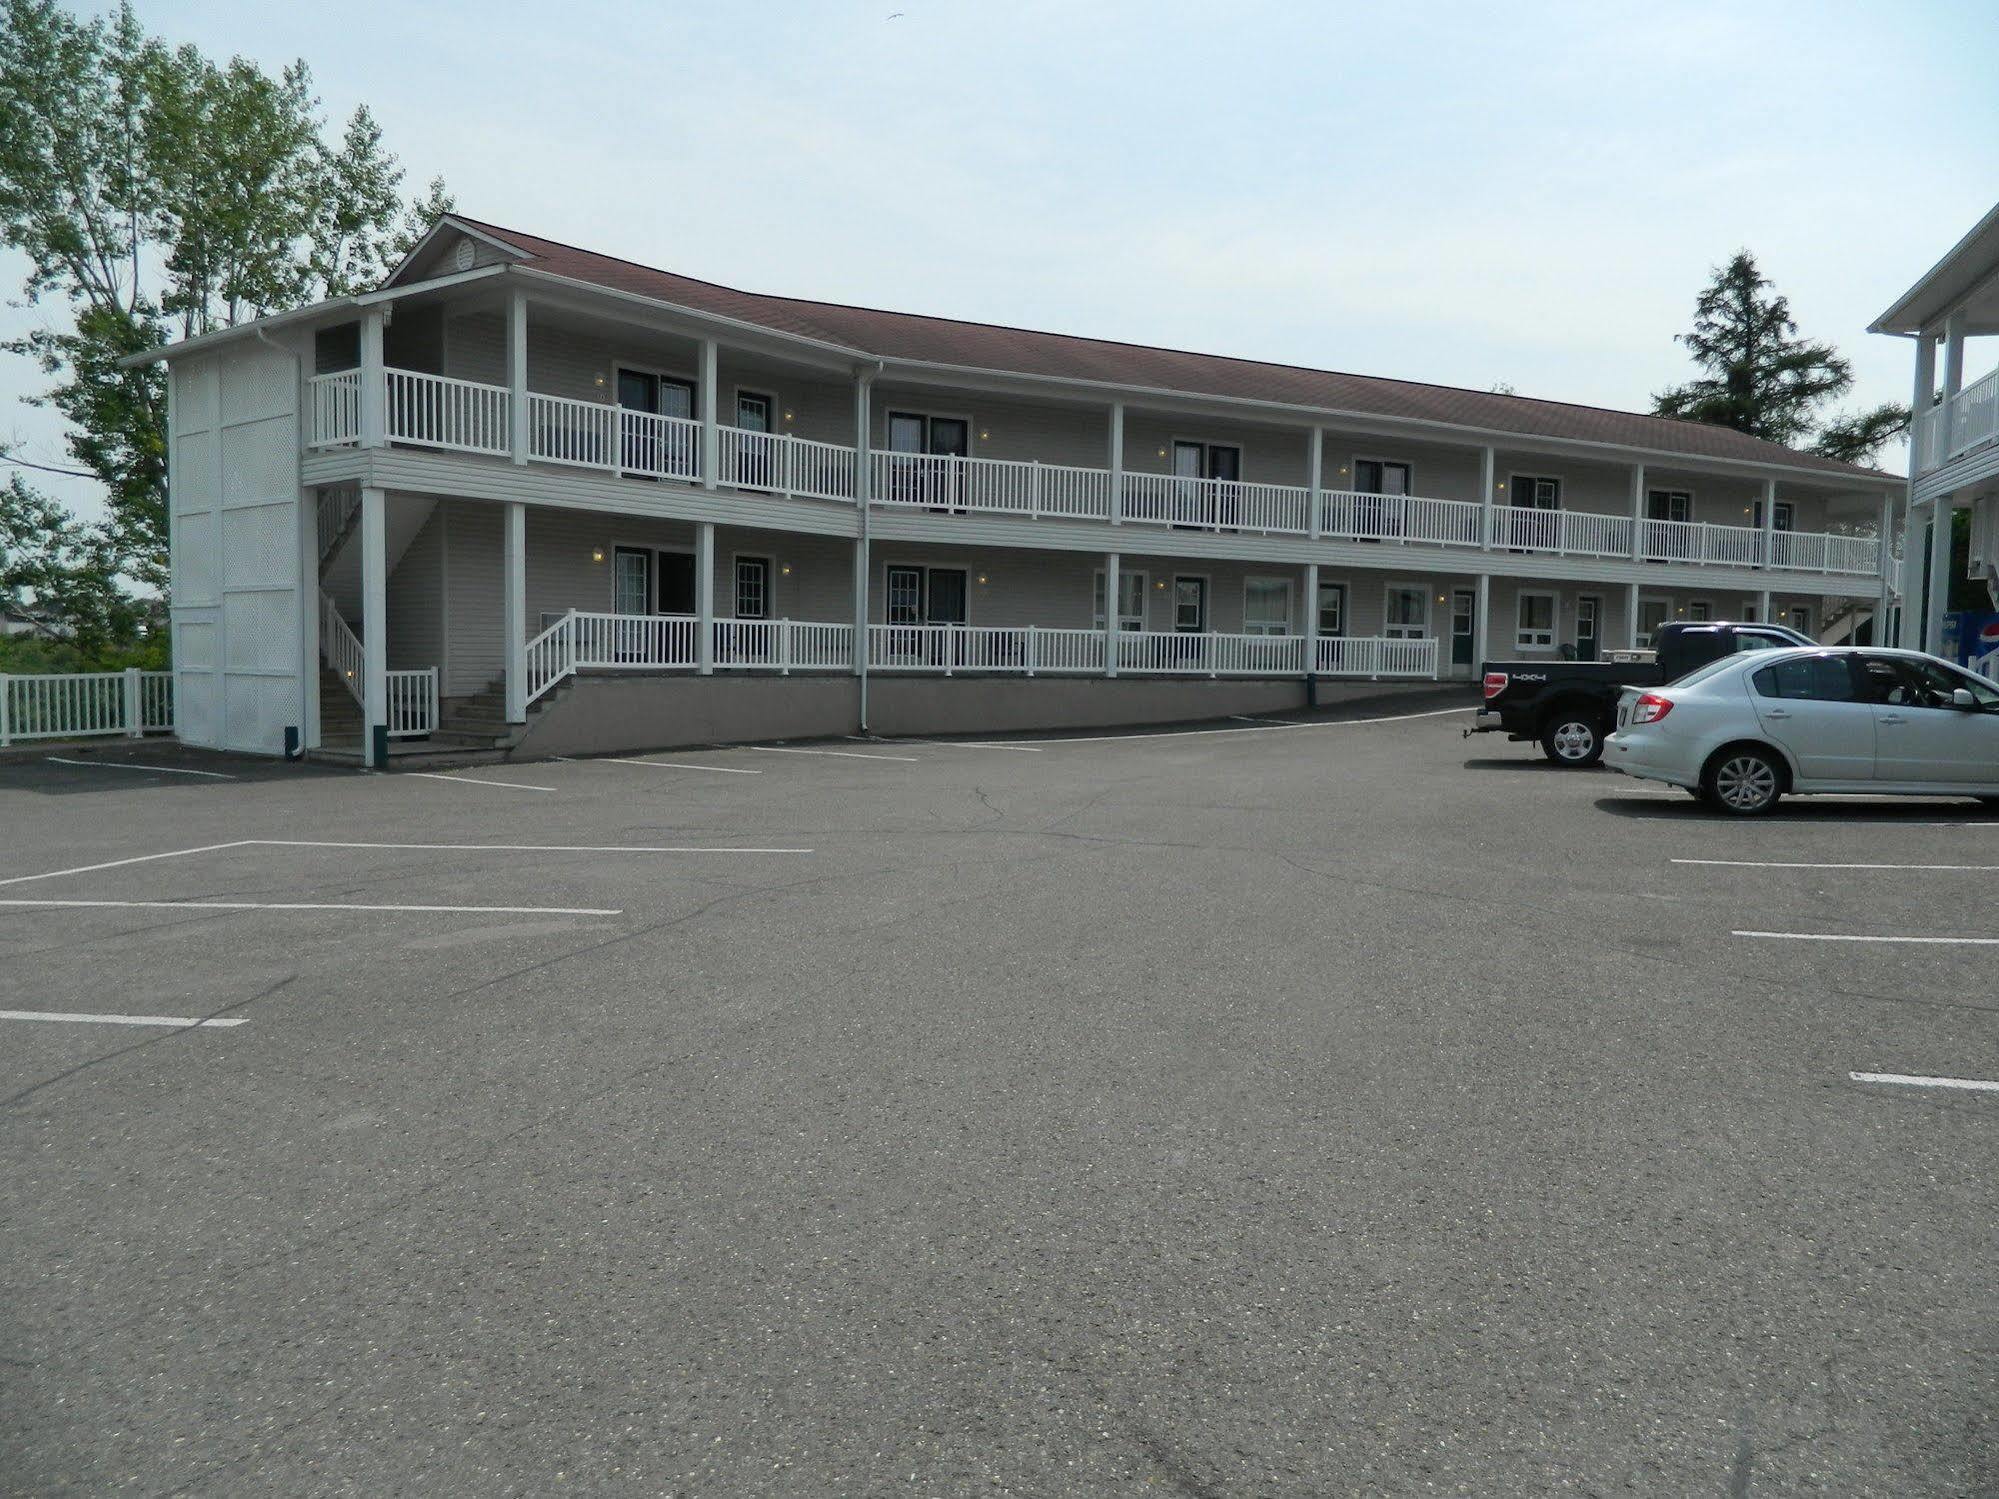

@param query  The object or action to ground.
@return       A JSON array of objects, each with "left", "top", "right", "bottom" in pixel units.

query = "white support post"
[
  {"left": 1910, "top": 328, "right": 1938, "bottom": 474},
  {"left": 852, "top": 539, "right": 868, "bottom": 678},
  {"left": 1925, "top": 499, "right": 1953, "bottom": 655},
  {"left": 1897, "top": 501, "right": 1926, "bottom": 648},
  {"left": 1307, "top": 430, "right": 1324, "bottom": 540},
  {"left": 695, "top": 522, "right": 716, "bottom": 674},
  {"left": 122, "top": 667, "right": 142, "bottom": 738},
  {"left": 699, "top": 339, "right": 719, "bottom": 488},
  {"left": 1943, "top": 309, "right": 1968, "bottom": 454},
  {"left": 779, "top": 619, "right": 792, "bottom": 676},
  {"left": 503, "top": 501, "right": 527, "bottom": 722},
  {"left": 360, "top": 486, "right": 388, "bottom": 766},
  {"left": 1473, "top": 573, "right": 1491, "bottom": 674},
  {"left": 1480, "top": 447, "right": 1497, "bottom": 551},
  {"left": 1108, "top": 404, "right": 1124, "bottom": 525},
  {"left": 1760, "top": 478, "right": 1778, "bottom": 568},
  {"left": 359, "top": 310, "right": 386, "bottom": 449},
  {"left": 1629, "top": 463, "right": 1645, "bottom": 560},
  {"left": 508, "top": 291, "right": 529, "bottom": 466},
  {"left": 1625, "top": 580, "right": 1641, "bottom": 650},
  {"left": 1303, "top": 561, "right": 1320, "bottom": 671},
  {"left": 0, "top": 675, "right": 10, "bottom": 747},
  {"left": 1025, "top": 625, "right": 1037, "bottom": 677},
  {"left": 1757, "top": 588, "right": 1773, "bottom": 629},
  {"left": 1104, "top": 552, "right": 1120, "bottom": 677},
  {"left": 1876, "top": 491, "right": 1895, "bottom": 645},
  {"left": 853, "top": 374, "right": 872, "bottom": 682},
  {"left": 298, "top": 484, "right": 320, "bottom": 749}
]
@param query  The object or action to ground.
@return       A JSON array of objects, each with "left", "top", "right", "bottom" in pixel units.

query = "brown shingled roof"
[{"left": 439, "top": 217, "right": 1896, "bottom": 485}]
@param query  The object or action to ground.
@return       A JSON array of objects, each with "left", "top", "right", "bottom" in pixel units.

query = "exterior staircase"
[{"left": 311, "top": 669, "right": 565, "bottom": 767}]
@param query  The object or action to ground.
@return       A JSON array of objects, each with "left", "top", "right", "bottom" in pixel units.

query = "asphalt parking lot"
[{"left": 2, "top": 700, "right": 1995, "bottom": 1497}]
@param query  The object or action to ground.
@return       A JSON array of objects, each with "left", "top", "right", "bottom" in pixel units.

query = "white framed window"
[
  {"left": 1352, "top": 458, "right": 1412, "bottom": 496},
  {"left": 1785, "top": 604, "right": 1812, "bottom": 634},
  {"left": 1383, "top": 584, "right": 1429, "bottom": 639},
  {"left": 1173, "top": 575, "right": 1208, "bottom": 632},
  {"left": 1243, "top": 576, "right": 1293, "bottom": 636},
  {"left": 1515, "top": 590, "right": 1556, "bottom": 649},
  {"left": 1646, "top": 489, "right": 1692, "bottom": 523},
  {"left": 734, "top": 556, "right": 772, "bottom": 620},
  {"left": 1092, "top": 569, "right": 1147, "bottom": 631},
  {"left": 1637, "top": 597, "right": 1671, "bottom": 647},
  {"left": 1686, "top": 599, "right": 1713, "bottom": 622},
  {"left": 1509, "top": 474, "right": 1561, "bottom": 510},
  {"left": 1316, "top": 580, "right": 1347, "bottom": 637}
]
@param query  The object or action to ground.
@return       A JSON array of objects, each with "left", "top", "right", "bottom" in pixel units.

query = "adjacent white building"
[
  {"left": 140, "top": 215, "right": 1901, "bottom": 764},
  {"left": 1873, "top": 200, "right": 1999, "bottom": 670}
]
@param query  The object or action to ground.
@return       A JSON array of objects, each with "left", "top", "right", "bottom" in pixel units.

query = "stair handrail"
[
  {"left": 317, "top": 490, "right": 363, "bottom": 563},
  {"left": 525, "top": 609, "right": 577, "bottom": 706},
  {"left": 320, "top": 590, "right": 366, "bottom": 707}
]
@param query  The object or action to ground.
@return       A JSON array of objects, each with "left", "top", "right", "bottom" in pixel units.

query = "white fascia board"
[{"left": 381, "top": 215, "right": 534, "bottom": 287}]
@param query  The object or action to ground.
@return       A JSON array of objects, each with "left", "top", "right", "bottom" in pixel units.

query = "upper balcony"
[
  {"left": 306, "top": 363, "right": 1885, "bottom": 580},
  {"left": 1912, "top": 363, "right": 1998, "bottom": 475}
]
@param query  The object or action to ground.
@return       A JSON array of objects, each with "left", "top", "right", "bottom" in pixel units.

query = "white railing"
[
  {"left": 316, "top": 489, "right": 362, "bottom": 561},
  {"left": 869, "top": 452, "right": 1119, "bottom": 522},
  {"left": 1315, "top": 636, "right": 1440, "bottom": 678},
  {"left": 318, "top": 592, "right": 436, "bottom": 736},
  {"left": 1700, "top": 522, "right": 1766, "bottom": 568},
  {"left": 1121, "top": 474, "right": 1311, "bottom": 534},
  {"left": 617, "top": 408, "right": 703, "bottom": 480},
  {"left": 1117, "top": 631, "right": 1309, "bottom": 675},
  {"left": 307, "top": 371, "right": 361, "bottom": 447},
  {"left": 1493, "top": 505, "right": 1634, "bottom": 556},
  {"left": 720, "top": 429, "right": 856, "bottom": 503},
  {"left": 0, "top": 669, "right": 174, "bottom": 745},
  {"left": 1639, "top": 517, "right": 1702, "bottom": 563},
  {"left": 1320, "top": 491, "right": 1483, "bottom": 547},
  {"left": 383, "top": 369, "right": 510, "bottom": 456},
  {"left": 1919, "top": 367, "right": 1999, "bottom": 473},
  {"left": 527, "top": 611, "right": 858, "bottom": 701}
]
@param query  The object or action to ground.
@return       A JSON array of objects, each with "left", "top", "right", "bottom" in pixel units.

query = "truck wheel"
[
  {"left": 1540, "top": 714, "right": 1605, "bottom": 767},
  {"left": 1703, "top": 747, "right": 1784, "bottom": 815}
]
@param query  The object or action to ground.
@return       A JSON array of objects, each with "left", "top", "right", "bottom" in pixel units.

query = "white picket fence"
[{"left": 0, "top": 669, "right": 173, "bottom": 746}]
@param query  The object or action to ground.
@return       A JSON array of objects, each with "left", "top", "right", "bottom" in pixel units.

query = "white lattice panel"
[
  {"left": 223, "top": 590, "right": 298, "bottom": 672},
  {"left": 220, "top": 501, "right": 296, "bottom": 590}
]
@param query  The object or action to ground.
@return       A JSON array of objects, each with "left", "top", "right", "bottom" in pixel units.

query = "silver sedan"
[{"left": 1605, "top": 647, "right": 1999, "bottom": 815}]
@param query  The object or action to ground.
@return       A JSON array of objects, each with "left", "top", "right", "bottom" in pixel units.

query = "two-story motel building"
[{"left": 143, "top": 216, "right": 1901, "bottom": 764}]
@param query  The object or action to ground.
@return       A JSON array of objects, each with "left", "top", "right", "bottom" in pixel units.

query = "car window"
[
  {"left": 1856, "top": 657, "right": 1920, "bottom": 706},
  {"left": 1733, "top": 631, "right": 1797, "bottom": 653},
  {"left": 1903, "top": 657, "right": 1999, "bottom": 710},
  {"left": 1752, "top": 654, "right": 1855, "bottom": 702},
  {"left": 1670, "top": 655, "right": 1747, "bottom": 689}
]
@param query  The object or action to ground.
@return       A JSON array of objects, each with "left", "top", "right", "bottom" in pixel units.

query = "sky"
[{"left": 5, "top": 0, "right": 1996, "bottom": 529}]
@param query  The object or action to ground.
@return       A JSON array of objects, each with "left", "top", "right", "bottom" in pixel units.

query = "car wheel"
[
  {"left": 1540, "top": 714, "right": 1605, "bottom": 768},
  {"left": 1703, "top": 748, "right": 1783, "bottom": 815}
]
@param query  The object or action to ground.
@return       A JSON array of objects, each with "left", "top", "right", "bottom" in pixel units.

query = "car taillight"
[
  {"left": 1631, "top": 692, "right": 1674, "bottom": 725},
  {"left": 1483, "top": 672, "right": 1508, "bottom": 700}
]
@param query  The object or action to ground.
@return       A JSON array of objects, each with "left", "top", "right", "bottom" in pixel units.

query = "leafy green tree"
[
  {"left": 0, "top": 0, "right": 450, "bottom": 600},
  {"left": 1654, "top": 250, "right": 1908, "bottom": 467},
  {"left": 0, "top": 470, "right": 149, "bottom": 656}
]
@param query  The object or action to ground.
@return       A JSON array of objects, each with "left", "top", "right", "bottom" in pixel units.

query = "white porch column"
[
  {"left": 1910, "top": 327, "right": 1938, "bottom": 474},
  {"left": 1760, "top": 478, "right": 1778, "bottom": 567},
  {"left": 1108, "top": 404, "right": 1124, "bottom": 525},
  {"left": 1875, "top": 491, "right": 1896, "bottom": 645},
  {"left": 360, "top": 485, "right": 388, "bottom": 766},
  {"left": 1307, "top": 428, "right": 1323, "bottom": 540},
  {"left": 297, "top": 487, "right": 320, "bottom": 750},
  {"left": 1628, "top": 463, "right": 1645, "bottom": 560},
  {"left": 1926, "top": 499, "right": 1954, "bottom": 655},
  {"left": 1757, "top": 588, "right": 1773, "bottom": 628},
  {"left": 853, "top": 373, "right": 872, "bottom": 679},
  {"left": 851, "top": 539, "right": 869, "bottom": 677},
  {"left": 359, "top": 309, "right": 386, "bottom": 449},
  {"left": 1897, "top": 502, "right": 1926, "bottom": 648},
  {"left": 508, "top": 291, "right": 529, "bottom": 466},
  {"left": 699, "top": 338, "right": 719, "bottom": 488},
  {"left": 1103, "top": 551, "right": 1120, "bottom": 677},
  {"left": 1473, "top": 572, "right": 1491, "bottom": 674},
  {"left": 503, "top": 501, "right": 527, "bottom": 722},
  {"left": 1625, "top": 580, "right": 1641, "bottom": 650},
  {"left": 1943, "top": 308, "right": 1968, "bottom": 453},
  {"left": 1479, "top": 446, "right": 1496, "bottom": 550},
  {"left": 696, "top": 521, "right": 716, "bottom": 674},
  {"left": 1303, "top": 561, "right": 1320, "bottom": 670}
]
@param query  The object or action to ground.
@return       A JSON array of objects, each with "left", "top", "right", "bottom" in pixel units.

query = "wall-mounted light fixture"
[
  {"left": 979, "top": 430, "right": 990, "bottom": 441},
  {"left": 593, "top": 373, "right": 607, "bottom": 388},
  {"left": 591, "top": 547, "right": 605, "bottom": 563},
  {"left": 1157, "top": 448, "right": 1167, "bottom": 458},
  {"left": 976, "top": 574, "right": 989, "bottom": 585},
  {"left": 780, "top": 563, "right": 793, "bottom": 576}
]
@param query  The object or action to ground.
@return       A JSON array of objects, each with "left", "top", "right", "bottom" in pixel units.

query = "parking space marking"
[
  {"left": 1733, "top": 930, "right": 1999, "bottom": 947},
  {"left": 0, "top": 898, "right": 623, "bottom": 916},
  {"left": 558, "top": 756, "right": 761, "bottom": 775},
  {"left": 1849, "top": 1071, "right": 1999, "bottom": 1094},
  {"left": 748, "top": 746, "right": 920, "bottom": 762},
  {"left": 255, "top": 839, "right": 811, "bottom": 855},
  {"left": 45, "top": 756, "right": 235, "bottom": 780},
  {"left": 846, "top": 736, "right": 1043, "bottom": 753},
  {"left": 1024, "top": 705, "right": 1474, "bottom": 746},
  {"left": 405, "top": 772, "right": 556, "bottom": 791},
  {"left": 0, "top": 1008, "right": 248, "bottom": 1029},
  {"left": 1677, "top": 858, "right": 1999, "bottom": 872},
  {"left": 0, "top": 840, "right": 256, "bottom": 889}
]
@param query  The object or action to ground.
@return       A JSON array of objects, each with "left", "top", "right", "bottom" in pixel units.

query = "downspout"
[
  {"left": 857, "top": 360, "right": 882, "bottom": 733},
  {"left": 256, "top": 325, "right": 311, "bottom": 759}
]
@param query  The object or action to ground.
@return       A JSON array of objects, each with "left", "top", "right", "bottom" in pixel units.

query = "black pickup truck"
[{"left": 1470, "top": 621, "right": 1814, "bottom": 766}]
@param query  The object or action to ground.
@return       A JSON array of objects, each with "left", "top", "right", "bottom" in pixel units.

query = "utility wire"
[{"left": 0, "top": 453, "right": 96, "bottom": 480}]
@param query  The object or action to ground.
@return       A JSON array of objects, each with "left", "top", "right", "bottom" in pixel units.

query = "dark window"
[
  {"left": 657, "top": 551, "right": 697, "bottom": 615},
  {"left": 1510, "top": 475, "right": 1560, "bottom": 509},
  {"left": 1753, "top": 655, "right": 1855, "bottom": 702},
  {"left": 734, "top": 557, "right": 771, "bottom": 620},
  {"left": 884, "top": 565, "right": 968, "bottom": 626},
  {"left": 736, "top": 392, "right": 773, "bottom": 432}
]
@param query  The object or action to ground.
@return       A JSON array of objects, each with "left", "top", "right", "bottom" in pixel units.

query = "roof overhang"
[{"left": 1871, "top": 200, "right": 1999, "bottom": 336}]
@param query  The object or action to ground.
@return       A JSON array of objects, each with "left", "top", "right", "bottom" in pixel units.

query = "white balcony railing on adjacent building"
[
  {"left": 1914, "top": 366, "right": 1999, "bottom": 475},
  {"left": 319, "top": 591, "right": 438, "bottom": 737},
  {"left": 523, "top": 609, "right": 1438, "bottom": 701},
  {"left": 0, "top": 669, "right": 173, "bottom": 746},
  {"left": 306, "top": 366, "right": 1884, "bottom": 576}
]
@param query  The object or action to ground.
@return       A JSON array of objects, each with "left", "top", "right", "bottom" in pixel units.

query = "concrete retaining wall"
[{"left": 511, "top": 672, "right": 1458, "bottom": 757}]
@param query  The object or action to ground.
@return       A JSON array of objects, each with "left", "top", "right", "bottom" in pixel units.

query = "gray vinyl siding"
[{"left": 386, "top": 505, "right": 446, "bottom": 673}]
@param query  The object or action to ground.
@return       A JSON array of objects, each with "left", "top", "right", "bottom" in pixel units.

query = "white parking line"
[
  {"left": 0, "top": 841, "right": 255, "bottom": 889},
  {"left": 1849, "top": 1071, "right": 1999, "bottom": 1093},
  {"left": 405, "top": 772, "right": 556, "bottom": 791},
  {"left": 1734, "top": 930, "right": 1999, "bottom": 946},
  {"left": 846, "top": 736, "right": 1043, "bottom": 753},
  {"left": 560, "top": 756, "right": 761, "bottom": 775},
  {"left": 0, "top": 897, "right": 622, "bottom": 916},
  {"left": 1024, "top": 705, "right": 1474, "bottom": 746},
  {"left": 747, "top": 746, "right": 920, "bottom": 762},
  {"left": 256, "top": 840, "right": 811, "bottom": 855},
  {"left": 1677, "top": 858, "right": 1999, "bottom": 872},
  {"left": 0, "top": 1008, "right": 248, "bottom": 1029},
  {"left": 46, "top": 756, "right": 234, "bottom": 780}
]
